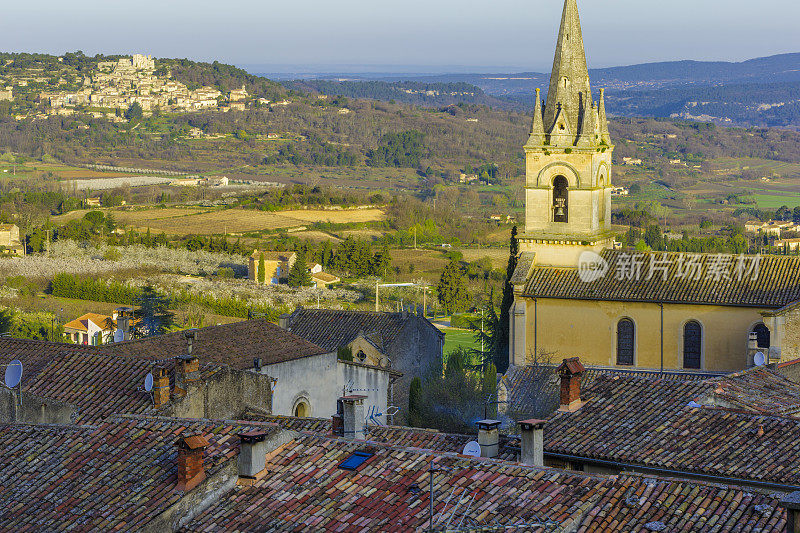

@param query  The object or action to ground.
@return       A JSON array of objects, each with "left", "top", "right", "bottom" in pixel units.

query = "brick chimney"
[
  {"left": 152, "top": 366, "right": 170, "bottom": 408},
  {"left": 518, "top": 419, "right": 546, "bottom": 466},
  {"left": 780, "top": 491, "right": 800, "bottom": 533},
  {"left": 176, "top": 433, "right": 209, "bottom": 491},
  {"left": 476, "top": 419, "right": 501, "bottom": 458},
  {"left": 238, "top": 430, "right": 269, "bottom": 478},
  {"left": 339, "top": 395, "right": 367, "bottom": 440},
  {"left": 558, "top": 357, "right": 585, "bottom": 410},
  {"left": 174, "top": 355, "right": 200, "bottom": 397}
]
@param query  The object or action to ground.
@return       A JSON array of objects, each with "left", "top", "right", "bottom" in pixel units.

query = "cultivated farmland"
[{"left": 55, "top": 206, "right": 387, "bottom": 235}]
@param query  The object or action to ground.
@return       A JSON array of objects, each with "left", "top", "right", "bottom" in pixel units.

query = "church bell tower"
[{"left": 519, "top": 0, "right": 615, "bottom": 266}]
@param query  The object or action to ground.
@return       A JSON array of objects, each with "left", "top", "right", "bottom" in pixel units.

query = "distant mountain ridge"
[{"left": 284, "top": 53, "right": 800, "bottom": 129}]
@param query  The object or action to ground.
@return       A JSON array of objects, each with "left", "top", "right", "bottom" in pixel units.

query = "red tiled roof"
[
  {"left": 523, "top": 249, "right": 800, "bottom": 308},
  {"left": 98, "top": 318, "right": 328, "bottom": 369},
  {"left": 183, "top": 433, "right": 786, "bottom": 532},
  {"left": 0, "top": 337, "right": 221, "bottom": 424},
  {"left": 0, "top": 416, "right": 281, "bottom": 531},
  {"left": 545, "top": 368, "right": 800, "bottom": 486}
]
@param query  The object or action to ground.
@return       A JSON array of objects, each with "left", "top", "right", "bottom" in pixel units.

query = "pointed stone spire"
[
  {"left": 526, "top": 88, "right": 545, "bottom": 146},
  {"left": 598, "top": 88, "right": 611, "bottom": 145},
  {"left": 542, "top": 0, "right": 592, "bottom": 141}
]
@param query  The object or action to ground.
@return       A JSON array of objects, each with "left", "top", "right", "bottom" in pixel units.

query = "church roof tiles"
[{"left": 522, "top": 249, "right": 800, "bottom": 308}]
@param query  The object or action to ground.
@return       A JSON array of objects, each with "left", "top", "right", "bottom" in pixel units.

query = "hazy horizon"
[{"left": 2, "top": 0, "right": 799, "bottom": 74}]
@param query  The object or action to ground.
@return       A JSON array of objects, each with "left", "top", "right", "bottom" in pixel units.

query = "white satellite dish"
[
  {"left": 754, "top": 351, "right": 766, "bottom": 366},
  {"left": 462, "top": 441, "right": 481, "bottom": 458},
  {"left": 4, "top": 360, "right": 22, "bottom": 388},
  {"left": 144, "top": 373, "right": 154, "bottom": 392}
]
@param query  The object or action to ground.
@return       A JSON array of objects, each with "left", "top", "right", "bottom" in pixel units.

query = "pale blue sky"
[{"left": 2, "top": 0, "right": 799, "bottom": 72}]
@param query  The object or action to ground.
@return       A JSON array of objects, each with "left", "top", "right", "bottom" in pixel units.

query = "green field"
[{"left": 443, "top": 328, "right": 479, "bottom": 355}]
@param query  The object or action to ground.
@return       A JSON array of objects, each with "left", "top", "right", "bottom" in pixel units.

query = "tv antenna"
[{"left": 754, "top": 351, "right": 766, "bottom": 366}]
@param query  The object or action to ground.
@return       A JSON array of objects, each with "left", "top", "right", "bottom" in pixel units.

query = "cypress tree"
[
  {"left": 496, "top": 226, "right": 518, "bottom": 373},
  {"left": 257, "top": 252, "right": 266, "bottom": 284}
]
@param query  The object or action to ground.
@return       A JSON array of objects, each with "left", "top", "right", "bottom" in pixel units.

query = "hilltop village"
[{"left": 0, "top": 53, "right": 280, "bottom": 121}]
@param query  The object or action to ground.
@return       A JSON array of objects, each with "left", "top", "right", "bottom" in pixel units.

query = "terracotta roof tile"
[
  {"left": 98, "top": 318, "right": 328, "bottom": 369},
  {"left": 183, "top": 431, "right": 787, "bottom": 531},
  {"left": 523, "top": 250, "right": 800, "bottom": 308},
  {"left": 545, "top": 367, "right": 800, "bottom": 486}
]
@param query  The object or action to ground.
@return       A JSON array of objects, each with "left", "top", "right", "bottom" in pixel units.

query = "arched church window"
[
  {"left": 683, "top": 321, "right": 702, "bottom": 369},
  {"left": 553, "top": 176, "right": 568, "bottom": 223},
  {"left": 616, "top": 318, "right": 635, "bottom": 366},
  {"left": 753, "top": 323, "right": 770, "bottom": 349}
]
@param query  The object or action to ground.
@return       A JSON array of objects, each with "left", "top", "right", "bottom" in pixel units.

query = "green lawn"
[{"left": 443, "top": 327, "right": 479, "bottom": 356}]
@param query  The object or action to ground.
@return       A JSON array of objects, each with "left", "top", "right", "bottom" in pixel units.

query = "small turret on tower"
[
  {"left": 598, "top": 88, "right": 611, "bottom": 145},
  {"left": 526, "top": 88, "right": 545, "bottom": 146}
]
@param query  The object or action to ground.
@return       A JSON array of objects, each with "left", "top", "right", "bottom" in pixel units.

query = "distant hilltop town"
[
  {"left": 0, "top": 53, "right": 269, "bottom": 121},
  {"left": 40, "top": 54, "right": 244, "bottom": 117}
]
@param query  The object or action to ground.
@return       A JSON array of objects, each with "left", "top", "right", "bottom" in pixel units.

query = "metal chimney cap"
[
  {"left": 476, "top": 419, "right": 501, "bottom": 430},
  {"left": 238, "top": 430, "right": 268, "bottom": 444}
]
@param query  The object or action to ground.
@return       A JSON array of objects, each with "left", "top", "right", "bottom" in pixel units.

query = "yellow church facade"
[{"left": 510, "top": 0, "right": 800, "bottom": 372}]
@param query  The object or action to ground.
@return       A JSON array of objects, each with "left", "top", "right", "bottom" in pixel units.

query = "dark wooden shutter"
[
  {"left": 683, "top": 321, "right": 702, "bottom": 369},
  {"left": 617, "top": 319, "right": 635, "bottom": 366}
]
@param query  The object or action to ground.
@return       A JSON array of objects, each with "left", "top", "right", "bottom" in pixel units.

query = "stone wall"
[
  {"left": 167, "top": 367, "right": 272, "bottom": 420},
  {"left": 387, "top": 316, "right": 444, "bottom": 422},
  {"left": 260, "top": 352, "right": 392, "bottom": 423},
  {"left": 0, "top": 388, "right": 75, "bottom": 424}
]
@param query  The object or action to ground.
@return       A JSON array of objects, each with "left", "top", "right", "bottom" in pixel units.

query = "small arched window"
[
  {"left": 553, "top": 176, "right": 568, "bottom": 223},
  {"left": 616, "top": 318, "right": 635, "bottom": 366},
  {"left": 294, "top": 400, "right": 310, "bottom": 418},
  {"left": 753, "top": 323, "right": 770, "bottom": 349},
  {"left": 683, "top": 321, "right": 702, "bottom": 369}
]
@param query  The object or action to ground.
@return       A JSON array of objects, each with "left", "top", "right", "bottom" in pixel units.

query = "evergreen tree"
[
  {"left": 483, "top": 362, "right": 498, "bottom": 418},
  {"left": 131, "top": 286, "right": 174, "bottom": 338},
  {"left": 437, "top": 260, "right": 470, "bottom": 315},
  {"left": 288, "top": 252, "right": 312, "bottom": 287},
  {"left": 495, "top": 226, "right": 518, "bottom": 373},
  {"left": 257, "top": 252, "right": 266, "bottom": 284}
]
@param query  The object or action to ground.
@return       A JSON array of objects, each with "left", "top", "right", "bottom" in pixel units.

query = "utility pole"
[
  {"left": 375, "top": 280, "right": 379, "bottom": 312},
  {"left": 413, "top": 227, "right": 417, "bottom": 250}
]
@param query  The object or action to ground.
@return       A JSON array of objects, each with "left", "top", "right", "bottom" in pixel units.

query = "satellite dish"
[
  {"left": 754, "top": 352, "right": 766, "bottom": 366},
  {"left": 4, "top": 360, "right": 22, "bottom": 389},
  {"left": 144, "top": 373, "right": 154, "bottom": 392},
  {"left": 462, "top": 441, "right": 481, "bottom": 458}
]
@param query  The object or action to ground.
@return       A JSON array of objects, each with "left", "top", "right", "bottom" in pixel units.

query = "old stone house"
[
  {"left": 279, "top": 308, "right": 444, "bottom": 421},
  {"left": 0, "top": 224, "right": 24, "bottom": 255},
  {"left": 248, "top": 250, "right": 296, "bottom": 284}
]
